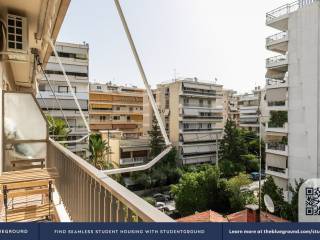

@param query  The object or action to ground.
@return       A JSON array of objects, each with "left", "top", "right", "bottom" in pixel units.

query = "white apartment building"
[
  {"left": 265, "top": 0, "right": 320, "bottom": 195},
  {"left": 238, "top": 87, "right": 262, "bottom": 133},
  {"left": 36, "top": 41, "right": 89, "bottom": 156},
  {"left": 146, "top": 78, "right": 224, "bottom": 165}
]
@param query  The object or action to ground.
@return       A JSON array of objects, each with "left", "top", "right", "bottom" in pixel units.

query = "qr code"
[{"left": 305, "top": 187, "right": 320, "bottom": 215}]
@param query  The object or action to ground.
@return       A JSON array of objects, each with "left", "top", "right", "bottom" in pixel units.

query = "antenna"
[{"left": 264, "top": 194, "right": 275, "bottom": 213}]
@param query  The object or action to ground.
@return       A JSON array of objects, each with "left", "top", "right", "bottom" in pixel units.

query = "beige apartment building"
[
  {"left": 89, "top": 83, "right": 144, "bottom": 139},
  {"left": 144, "top": 78, "right": 224, "bottom": 165},
  {"left": 223, "top": 89, "right": 240, "bottom": 126},
  {"left": 100, "top": 130, "right": 150, "bottom": 167}
]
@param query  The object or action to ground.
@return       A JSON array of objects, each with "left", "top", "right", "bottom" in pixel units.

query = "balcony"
[
  {"left": 266, "top": 1, "right": 299, "bottom": 30},
  {"left": 266, "top": 166, "right": 289, "bottom": 179},
  {"left": 266, "top": 55, "right": 288, "bottom": 70},
  {"left": 266, "top": 122, "right": 288, "bottom": 134},
  {"left": 267, "top": 100, "right": 288, "bottom": 111},
  {"left": 266, "top": 143, "right": 288, "bottom": 156},
  {"left": 47, "top": 140, "right": 173, "bottom": 221},
  {"left": 266, "top": 78, "right": 288, "bottom": 89},
  {"left": 120, "top": 157, "right": 147, "bottom": 165},
  {"left": 182, "top": 154, "right": 216, "bottom": 165},
  {"left": 266, "top": 31, "right": 288, "bottom": 54}
]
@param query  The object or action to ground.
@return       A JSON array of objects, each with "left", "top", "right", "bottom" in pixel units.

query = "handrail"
[
  {"left": 266, "top": 31, "right": 288, "bottom": 44},
  {"left": 266, "top": 55, "right": 288, "bottom": 65},
  {"left": 48, "top": 139, "right": 173, "bottom": 222},
  {"left": 266, "top": 1, "right": 299, "bottom": 20}
]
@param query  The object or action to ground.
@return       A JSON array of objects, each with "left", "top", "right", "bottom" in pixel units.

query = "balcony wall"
[{"left": 47, "top": 139, "right": 173, "bottom": 222}]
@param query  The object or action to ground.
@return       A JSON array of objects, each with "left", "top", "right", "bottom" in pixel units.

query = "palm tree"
[
  {"left": 88, "top": 134, "right": 109, "bottom": 170},
  {"left": 47, "top": 115, "right": 70, "bottom": 141}
]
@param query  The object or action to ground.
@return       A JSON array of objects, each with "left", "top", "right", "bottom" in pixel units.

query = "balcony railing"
[
  {"left": 47, "top": 139, "right": 173, "bottom": 222},
  {"left": 267, "top": 142, "right": 287, "bottom": 151},
  {"left": 266, "top": 55, "right": 288, "bottom": 67},
  {"left": 266, "top": 31, "right": 288, "bottom": 45},
  {"left": 266, "top": 1, "right": 299, "bottom": 22},
  {"left": 268, "top": 101, "right": 286, "bottom": 107},
  {"left": 120, "top": 157, "right": 147, "bottom": 165},
  {"left": 266, "top": 78, "right": 288, "bottom": 89}
]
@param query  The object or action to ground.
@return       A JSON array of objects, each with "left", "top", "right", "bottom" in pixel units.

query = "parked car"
[
  {"left": 155, "top": 202, "right": 165, "bottom": 210},
  {"left": 250, "top": 172, "right": 266, "bottom": 181},
  {"left": 153, "top": 193, "right": 170, "bottom": 202}
]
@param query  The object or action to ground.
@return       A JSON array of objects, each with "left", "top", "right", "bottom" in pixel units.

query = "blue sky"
[{"left": 58, "top": 0, "right": 289, "bottom": 93}]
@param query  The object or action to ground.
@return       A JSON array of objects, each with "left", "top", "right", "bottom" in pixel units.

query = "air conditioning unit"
[{"left": 7, "top": 14, "right": 28, "bottom": 53}]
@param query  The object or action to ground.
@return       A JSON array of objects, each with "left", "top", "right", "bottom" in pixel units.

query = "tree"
[
  {"left": 283, "top": 179, "right": 305, "bottom": 222},
  {"left": 261, "top": 176, "right": 285, "bottom": 216},
  {"left": 172, "top": 166, "right": 229, "bottom": 216},
  {"left": 219, "top": 119, "right": 247, "bottom": 177},
  {"left": 47, "top": 115, "right": 69, "bottom": 141},
  {"left": 148, "top": 116, "right": 165, "bottom": 157},
  {"left": 226, "top": 173, "right": 256, "bottom": 212},
  {"left": 88, "top": 133, "right": 109, "bottom": 170},
  {"left": 241, "top": 154, "right": 259, "bottom": 173}
]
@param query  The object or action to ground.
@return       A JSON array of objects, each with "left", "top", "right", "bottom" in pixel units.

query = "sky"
[{"left": 58, "top": 0, "right": 290, "bottom": 94}]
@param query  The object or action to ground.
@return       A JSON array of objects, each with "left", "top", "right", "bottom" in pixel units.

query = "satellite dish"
[{"left": 264, "top": 194, "right": 275, "bottom": 213}]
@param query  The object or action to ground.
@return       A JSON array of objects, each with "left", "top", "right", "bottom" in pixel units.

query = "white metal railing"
[
  {"left": 120, "top": 157, "right": 146, "bottom": 165},
  {"left": 47, "top": 139, "right": 173, "bottom": 222},
  {"left": 266, "top": 78, "right": 288, "bottom": 88},
  {"left": 266, "top": 55, "right": 288, "bottom": 66},
  {"left": 266, "top": 1, "right": 299, "bottom": 21},
  {"left": 266, "top": 31, "right": 288, "bottom": 45},
  {"left": 266, "top": 0, "right": 319, "bottom": 22}
]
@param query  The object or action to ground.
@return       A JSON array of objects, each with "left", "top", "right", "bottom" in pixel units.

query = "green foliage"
[
  {"left": 88, "top": 133, "right": 109, "bottom": 170},
  {"left": 269, "top": 111, "right": 288, "bottom": 128},
  {"left": 219, "top": 120, "right": 265, "bottom": 177},
  {"left": 47, "top": 115, "right": 69, "bottom": 141},
  {"left": 171, "top": 166, "right": 256, "bottom": 217},
  {"left": 262, "top": 176, "right": 304, "bottom": 222},
  {"left": 261, "top": 176, "right": 285, "bottom": 215},
  {"left": 148, "top": 116, "right": 165, "bottom": 157},
  {"left": 226, "top": 173, "right": 256, "bottom": 212}
]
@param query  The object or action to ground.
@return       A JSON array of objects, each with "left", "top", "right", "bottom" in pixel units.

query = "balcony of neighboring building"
[
  {"left": 266, "top": 166, "right": 289, "bottom": 179},
  {"left": 266, "top": 31, "right": 288, "bottom": 54},
  {"left": 182, "top": 154, "right": 216, "bottom": 165},
  {"left": 267, "top": 100, "right": 288, "bottom": 111},
  {"left": 266, "top": 142, "right": 288, "bottom": 156},
  {"left": 266, "top": 1, "right": 299, "bottom": 30},
  {"left": 266, "top": 78, "right": 288, "bottom": 89},
  {"left": 266, "top": 0, "right": 319, "bottom": 30},
  {"left": 266, "top": 54, "right": 288, "bottom": 70},
  {"left": 266, "top": 117, "right": 288, "bottom": 133},
  {"left": 266, "top": 85, "right": 288, "bottom": 111},
  {"left": 180, "top": 130, "right": 222, "bottom": 144}
]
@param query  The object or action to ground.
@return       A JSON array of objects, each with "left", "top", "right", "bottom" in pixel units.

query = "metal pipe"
[{"left": 114, "top": 0, "right": 170, "bottom": 146}]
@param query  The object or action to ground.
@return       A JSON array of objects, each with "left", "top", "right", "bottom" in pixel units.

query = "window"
[
  {"left": 127, "top": 116, "right": 131, "bottom": 121},
  {"left": 184, "top": 98, "right": 189, "bottom": 104},
  {"left": 38, "top": 84, "right": 46, "bottom": 91},
  {"left": 199, "top": 99, "right": 203, "bottom": 106},
  {"left": 99, "top": 116, "right": 106, "bottom": 121},
  {"left": 96, "top": 86, "right": 102, "bottom": 90},
  {"left": 58, "top": 86, "right": 68, "bottom": 93},
  {"left": 113, "top": 116, "right": 120, "bottom": 120},
  {"left": 116, "top": 106, "right": 120, "bottom": 111},
  {"left": 129, "top": 107, "right": 133, "bottom": 111}
]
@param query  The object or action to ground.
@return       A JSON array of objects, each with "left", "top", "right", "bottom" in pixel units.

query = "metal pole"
[
  {"left": 215, "top": 133, "right": 219, "bottom": 166},
  {"left": 113, "top": 0, "right": 170, "bottom": 146},
  {"left": 258, "top": 109, "right": 262, "bottom": 222}
]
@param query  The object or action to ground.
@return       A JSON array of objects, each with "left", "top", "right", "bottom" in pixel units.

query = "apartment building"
[
  {"left": 238, "top": 87, "right": 262, "bottom": 133},
  {"left": 89, "top": 83, "right": 144, "bottom": 139},
  {"left": 223, "top": 89, "right": 240, "bottom": 126},
  {"left": 147, "top": 78, "right": 224, "bottom": 165},
  {"left": 100, "top": 130, "right": 150, "bottom": 167},
  {"left": 265, "top": 0, "right": 320, "bottom": 195},
  {"left": 36, "top": 41, "right": 89, "bottom": 156}
]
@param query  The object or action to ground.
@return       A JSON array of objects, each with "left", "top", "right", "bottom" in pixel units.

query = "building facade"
[
  {"left": 238, "top": 87, "right": 262, "bottom": 133},
  {"left": 89, "top": 83, "right": 144, "bottom": 139},
  {"left": 36, "top": 41, "right": 89, "bottom": 156},
  {"left": 265, "top": 0, "right": 320, "bottom": 195},
  {"left": 147, "top": 78, "right": 224, "bottom": 165},
  {"left": 223, "top": 89, "right": 240, "bottom": 126}
]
